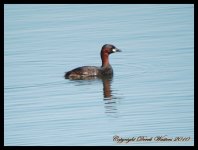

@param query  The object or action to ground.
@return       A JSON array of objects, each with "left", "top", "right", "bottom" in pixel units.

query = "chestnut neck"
[{"left": 101, "top": 52, "right": 110, "bottom": 67}]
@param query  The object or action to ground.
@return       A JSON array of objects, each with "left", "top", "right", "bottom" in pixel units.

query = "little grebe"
[{"left": 65, "top": 44, "right": 121, "bottom": 79}]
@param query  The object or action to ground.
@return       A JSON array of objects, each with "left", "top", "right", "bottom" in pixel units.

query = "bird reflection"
[
  {"left": 102, "top": 77, "right": 119, "bottom": 117},
  {"left": 102, "top": 76, "right": 113, "bottom": 99},
  {"left": 65, "top": 75, "right": 119, "bottom": 117}
]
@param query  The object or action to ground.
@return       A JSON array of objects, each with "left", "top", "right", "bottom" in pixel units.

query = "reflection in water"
[
  {"left": 102, "top": 77, "right": 113, "bottom": 99},
  {"left": 102, "top": 77, "right": 119, "bottom": 117},
  {"left": 104, "top": 100, "right": 118, "bottom": 118},
  {"left": 66, "top": 75, "right": 114, "bottom": 99},
  {"left": 102, "top": 78, "right": 114, "bottom": 100},
  {"left": 66, "top": 76, "right": 119, "bottom": 117}
]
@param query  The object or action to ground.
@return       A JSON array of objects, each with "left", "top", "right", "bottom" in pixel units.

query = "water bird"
[{"left": 65, "top": 44, "right": 121, "bottom": 79}]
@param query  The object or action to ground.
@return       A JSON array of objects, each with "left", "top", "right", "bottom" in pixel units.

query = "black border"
[{"left": 2, "top": 1, "right": 196, "bottom": 149}]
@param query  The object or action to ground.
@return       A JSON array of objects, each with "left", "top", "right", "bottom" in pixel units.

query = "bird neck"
[{"left": 101, "top": 53, "right": 110, "bottom": 67}]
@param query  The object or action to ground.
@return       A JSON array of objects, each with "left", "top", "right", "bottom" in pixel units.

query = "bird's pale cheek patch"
[{"left": 112, "top": 48, "right": 117, "bottom": 52}]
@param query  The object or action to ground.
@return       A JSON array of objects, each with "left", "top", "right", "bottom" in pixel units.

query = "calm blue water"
[{"left": 4, "top": 4, "right": 194, "bottom": 146}]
